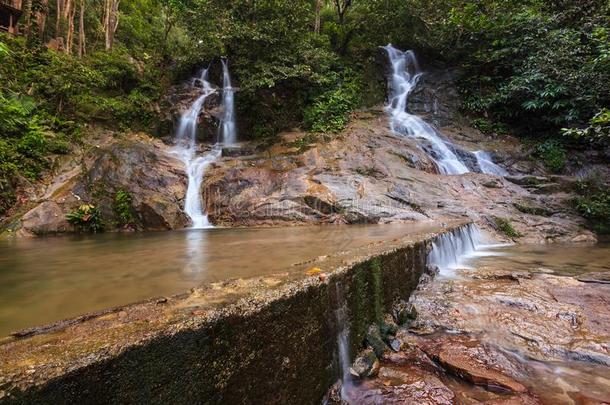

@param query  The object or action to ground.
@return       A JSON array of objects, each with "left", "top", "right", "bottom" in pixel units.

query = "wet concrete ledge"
[{"left": 0, "top": 221, "right": 469, "bottom": 404}]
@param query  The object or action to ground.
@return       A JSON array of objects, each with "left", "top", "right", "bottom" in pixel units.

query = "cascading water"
[
  {"left": 383, "top": 45, "right": 470, "bottom": 175},
  {"left": 173, "top": 68, "right": 221, "bottom": 229},
  {"left": 333, "top": 283, "right": 354, "bottom": 403},
  {"left": 474, "top": 150, "right": 508, "bottom": 176},
  {"left": 219, "top": 59, "right": 237, "bottom": 145},
  {"left": 427, "top": 223, "right": 482, "bottom": 277}
]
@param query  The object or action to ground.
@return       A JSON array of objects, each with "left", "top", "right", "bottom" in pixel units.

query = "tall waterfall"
[
  {"left": 474, "top": 150, "right": 508, "bottom": 176},
  {"left": 219, "top": 59, "right": 237, "bottom": 145},
  {"left": 173, "top": 68, "right": 221, "bottom": 229},
  {"left": 383, "top": 45, "right": 470, "bottom": 175},
  {"left": 427, "top": 223, "right": 481, "bottom": 277}
]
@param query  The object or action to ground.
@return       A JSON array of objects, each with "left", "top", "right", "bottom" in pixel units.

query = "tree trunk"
[
  {"left": 36, "top": 0, "right": 49, "bottom": 39},
  {"left": 314, "top": 0, "right": 321, "bottom": 34},
  {"left": 77, "top": 0, "right": 85, "bottom": 57},
  {"left": 65, "top": 0, "right": 75, "bottom": 54},
  {"left": 55, "top": 0, "right": 63, "bottom": 37},
  {"left": 104, "top": 0, "right": 120, "bottom": 50}
]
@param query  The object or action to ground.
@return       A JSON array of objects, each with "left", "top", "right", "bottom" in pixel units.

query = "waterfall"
[
  {"left": 173, "top": 68, "right": 221, "bottom": 229},
  {"left": 219, "top": 59, "right": 237, "bottom": 145},
  {"left": 427, "top": 223, "right": 481, "bottom": 277},
  {"left": 474, "top": 150, "right": 508, "bottom": 176},
  {"left": 383, "top": 45, "right": 470, "bottom": 175},
  {"left": 334, "top": 283, "right": 354, "bottom": 402}
]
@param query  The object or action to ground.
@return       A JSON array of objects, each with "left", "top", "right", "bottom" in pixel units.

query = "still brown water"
[{"left": 0, "top": 223, "right": 442, "bottom": 337}]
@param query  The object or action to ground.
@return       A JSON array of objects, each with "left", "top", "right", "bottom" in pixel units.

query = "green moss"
[
  {"left": 493, "top": 217, "right": 523, "bottom": 238},
  {"left": 513, "top": 202, "right": 553, "bottom": 216},
  {"left": 370, "top": 258, "right": 383, "bottom": 326}
]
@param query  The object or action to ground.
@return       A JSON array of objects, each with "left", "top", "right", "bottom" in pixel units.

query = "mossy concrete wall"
[{"left": 1, "top": 225, "right": 460, "bottom": 405}]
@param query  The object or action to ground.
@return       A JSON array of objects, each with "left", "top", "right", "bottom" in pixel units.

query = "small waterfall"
[
  {"left": 383, "top": 45, "right": 470, "bottom": 175},
  {"left": 427, "top": 223, "right": 482, "bottom": 277},
  {"left": 219, "top": 59, "right": 237, "bottom": 145},
  {"left": 173, "top": 68, "right": 221, "bottom": 229},
  {"left": 474, "top": 150, "right": 508, "bottom": 176},
  {"left": 334, "top": 283, "right": 354, "bottom": 402}
]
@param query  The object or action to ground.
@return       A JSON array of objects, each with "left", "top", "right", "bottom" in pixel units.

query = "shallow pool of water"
[{"left": 0, "top": 223, "right": 442, "bottom": 336}]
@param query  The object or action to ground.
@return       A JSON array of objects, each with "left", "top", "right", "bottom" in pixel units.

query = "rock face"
[
  {"left": 11, "top": 131, "right": 188, "bottom": 236},
  {"left": 199, "top": 109, "right": 594, "bottom": 243}
]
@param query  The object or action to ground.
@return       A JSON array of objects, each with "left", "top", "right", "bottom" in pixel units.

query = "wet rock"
[
  {"left": 505, "top": 176, "right": 548, "bottom": 186},
  {"left": 20, "top": 201, "right": 72, "bottom": 235},
  {"left": 349, "top": 349, "right": 380, "bottom": 379},
  {"left": 366, "top": 324, "right": 390, "bottom": 358},
  {"left": 388, "top": 337, "right": 402, "bottom": 352},
  {"left": 577, "top": 271, "right": 610, "bottom": 284},
  {"left": 380, "top": 314, "right": 399, "bottom": 338},
  {"left": 392, "top": 300, "right": 417, "bottom": 325},
  {"left": 221, "top": 146, "right": 255, "bottom": 158},
  {"left": 434, "top": 347, "right": 527, "bottom": 393},
  {"left": 483, "top": 179, "right": 503, "bottom": 188}
]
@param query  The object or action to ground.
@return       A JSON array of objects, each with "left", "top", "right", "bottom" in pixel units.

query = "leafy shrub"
[
  {"left": 471, "top": 118, "right": 509, "bottom": 135},
  {"left": 574, "top": 172, "right": 610, "bottom": 234},
  {"left": 562, "top": 108, "right": 610, "bottom": 146},
  {"left": 114, "top": 190, "right": 135, "bottom": 227},
  {"left": 534, "top": 140, "right": 567, "bottom": 173},
  {"left": 303, "top": 71, "right": 362, "bottom": 133},
  {"left": 66, "top": 204, "right": 104, "bottom": 233}
]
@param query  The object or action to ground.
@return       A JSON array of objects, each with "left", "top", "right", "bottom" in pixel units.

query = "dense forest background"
[{"left": 1, "top": 0, "right": 609, "bottom": 222}]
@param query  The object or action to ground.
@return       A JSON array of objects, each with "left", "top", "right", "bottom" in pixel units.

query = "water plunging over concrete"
[
  {"left": 474, "top": 150, "right": 508, "bottom": 176},
  {"left": 383, "top": 45, "right": 470, "bottom": 175},
  {"left": 173, "top": 68, "right": 220, "bottom": 228},
  {"left": 427, "top": 223, "right": 489, "bottom": 277},
  {"left": 333, "top": 283, "right": 354, "bottom": 402},
  {"left": 219, "top": 59, "right": 237, "bottom": 145}
]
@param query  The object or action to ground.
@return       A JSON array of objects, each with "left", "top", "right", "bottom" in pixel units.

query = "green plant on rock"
[
  {"left": 493, "top": 217, "right": 523, "bottom": 238},
  {"left": 66, "top": 204, "right": 104, "bottom": 233},
  {"left": 114, "top": 190, "right": 136, "bottom": 227},
  {"left": 534, "top": 140, "right": 567, "bottom": 173},
  {"left": 573, "top": 172, "right": 610, "bottom": 234}
]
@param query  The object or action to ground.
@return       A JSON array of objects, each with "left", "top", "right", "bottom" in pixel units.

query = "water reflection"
[
  {"left": 182, "top": 230, "right": 208, "bottom": 278},
  {"left": 0, "top": 222, "right": 441, "bottom": 336}
]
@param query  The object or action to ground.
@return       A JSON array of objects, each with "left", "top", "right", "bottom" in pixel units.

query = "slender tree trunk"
[
  {"left": 104, "top": 0, "right": 120, "bottom": 50},
  {"left": 66, "top": 0, "right": 75, "bottom": 54},
  {"left": 314, "top": 0, "right": 321, "bottom": 34},
  {"left": 55, "top": 0, "right": 63, "bottom": 38},
  {"left": 77, "top": 0, "right": 85, "bottom": 57},
  {"left": 37, "top": 0, "right": 49, "bottom": 39}
]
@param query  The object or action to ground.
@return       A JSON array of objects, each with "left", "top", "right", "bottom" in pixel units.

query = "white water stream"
[
  {"left": 384, "top": 45, "right": 470, "bottom": 175},
  {"left": 173, "top": 63, "right": 236, "bottom": 229},
  {"left": 383, "top": 45, "right": 508, "bottom": 177}
]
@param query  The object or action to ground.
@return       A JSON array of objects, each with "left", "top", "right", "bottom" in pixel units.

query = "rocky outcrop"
[
  {"left": 6, "top": 131, "right": 188, "bottom": 236},
  {"left": 199, "top": 109, "right": 595, "bottom": 243}
]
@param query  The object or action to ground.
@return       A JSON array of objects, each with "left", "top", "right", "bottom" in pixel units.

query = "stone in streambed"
[
  {"left": 379, "top": 314, "right": 399, "bottom": 338},
  {"left": 435, "top": 348, "right": 527, "bottom": 393},
  {"left": 577, "top": 271, "right": 610, "bottom": 285},
  {"left": 366, "top": 324, "right": 390, "bottom": 358},
  {"left": 392, "top": 300, "right": 418, "bottom": 325},
  {"left": 349, "top": 349, "right": 380, "bottom": 379}
]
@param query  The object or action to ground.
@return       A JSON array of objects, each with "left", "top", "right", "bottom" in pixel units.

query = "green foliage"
[
  {"left": 574, "top": 172, "right": 610, "bottom": 234},
  {"left": 471, "top": 118, "right": 508, "bottom": 135},
  {"left": 420, "top": 0, "right": 610, "bottom": 142},
  {"left": 562, "top": 108, "right": 610, "bottom": 146},
  {"left": 534, "top": 140, "right": 567, "bottom": 173},
  {"left": 303, "top": 70, "right": 362, "bottom": 133},
  {"left": 66, "top": 204, "right": 105, "bottom": 233},
  {"left": 493, "top": 217, "right": 523, "bottom": 238},
  {"left": 114, "top": 190, "right": 135, "bottom": 227}
]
